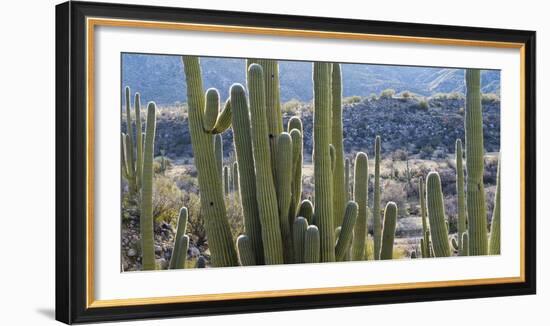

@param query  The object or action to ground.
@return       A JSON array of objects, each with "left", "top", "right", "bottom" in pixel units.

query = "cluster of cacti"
[
  {"left": 127, "top": 58, "right": 500, "bottom": 271},
  {"left": 419, "top": 69, "right": 500, "bottom": 258}
]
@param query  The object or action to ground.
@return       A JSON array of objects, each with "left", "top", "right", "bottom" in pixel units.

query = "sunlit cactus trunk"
[
  {"left": 380, "top": 202, "right": 397, "bottom": 260},
  {"left": 465, "top": 69, "right": 488, "bottom": 255},
  {"left": 331, "top": 64, "right": 347, "bottom": 228},
  {"left": 182, "top": 56, "right": 238, "bottom": 267},
  {"left": 313, "top": 62, "right": 335, "bottom": 262},
  {"left": 140, "top": 102, "right": 157, "bottom": 270},
  {"left": 489, "top": 156, "right": 501, "bottom": 255},
  {"left": 169, "top": 207, "right": 189, "bottom": 269},
  {"left": 426, "top": 172, "right": 451, "bottom": 257},
  {"left": 275, "top": 132, "right": 294, "bottom": 263},
  {"left": 335, "top": 201, "right": 358, "bottom": 261},
  {"left": 288, "top": 117, "right": 303, "bottom": 221},
  {"left": 455, "top": 139, "right": 467, "bottom": 255},
  {"left": 373, "top": 136, "right": 382, "bottom": 260},
  {"left": 247, "top": 64, "right": 284, "bottom": 264},
  {"left": 351, "top": 152, "right": 368, "bottom": 260},
  {"left": 230, "top": 84, "right": 264, "bottom": 264},
  {"left": 214, "top": 134, "right": 223, "bottom": 179}
]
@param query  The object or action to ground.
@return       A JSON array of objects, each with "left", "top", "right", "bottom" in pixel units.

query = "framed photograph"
[{"left": 56, "top": 1, "right": 536, "bottom": 324}]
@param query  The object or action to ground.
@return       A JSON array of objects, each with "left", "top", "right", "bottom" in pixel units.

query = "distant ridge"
[{"left": 122, "top": 53, "right": 501, "bottom": 106}]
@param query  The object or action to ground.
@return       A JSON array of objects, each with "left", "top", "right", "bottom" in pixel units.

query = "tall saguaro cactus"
[
  {"left": 426, "top": 172, "right": 451, "bottom": 257},
  {"left": 182, "top": 56, "right": 238, "bottom": 267},
  {"left": 335, "top": 201, "right": 358, "bottom": 261},
  {"left": 351, "top": 152, "right": 368, "bottom": 261},
  {"left": 418, "top": 177, "right": 429, "bottom": 258},
  {"left": 465, "top": 69, "right": 488, "bottom": 256},
  {"left": 140, "top": 102, "right": 157, "bottom": 270},
  {"left": 331, "top": 64, "right": 346, "bottom": 228},
  {"left": 313, "top": 62, "right": 335, "bottom": 262},
  {"left": 275, "top": 132, "right": 294, "bottom": 263},
  {"left": 455, "top": 139, "right": 467, "bottom": 255},
  {"left": 247, "top": 64, "right": 284, "bottom": 264},
  {"left": 489, "top": 157, "right": 501, "bottom": 255},
  {"left": 373, "top": 136, "right": 382, "bottom": 260},
  {"left": 230, "top": 84, "right": 264, "bottom": 264},
  {"left": 288, "top": 118, "right": 303, "bottom": 220}
]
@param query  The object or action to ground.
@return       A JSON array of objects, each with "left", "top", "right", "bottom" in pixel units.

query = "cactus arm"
[
  {"left": 373, "top": 136, "right": 382, "bottom": 260},
  {"left": 426, "top": 172, "right": 451, "bottom": 257},
  {"left": 465, "top": 69, "right": 488, "bottom": 255},
  {"left": 460, "top": 233, "right": 469, "bottom": 256},
  {"left": 203, "top": 88, "right": 220, "bottom": 133},
  {"left": 304, "top": 225, "right": 320, "bottom": 264},
  {"left": 313, "top": 62, "right": 336, "bottom": 262},
  {"left": 289, "top": 128, "right": 303, "bottom": 220},
  {"left": 331, "top": 64, "right": 347, "bottom": 229},
  {"left": 211, "top": 98, "right": 232, "bottom": 134},
  {"left": 247, "top": 64, "right": 284, "bottom": 264},
  {"left": 124, "top": 87, "right": 136, "bottom": 189},
  {"left": 237, "top": 234, "right": 257, "bottom": 266},
  {"left": 182, "top": 56, "right": 238, "bottom": 267},
  {"left": 380, "top": 202, "right": 398, "bottom": 260},
  {"left": 351, "top": 152, "right": 369, "bottom": 261},
  {"left": 335, "top": 201, "right": 358, "bottom": 261},
  {"left": 121, "top": 133, "right": 129, "bottom": 180},
  {"left": 455, "top": 139, "right": 467, "bottom": 254},
  {"left": 293, "top": 217, "right": 309, "bottom": 263},
  {"left": 169, "top": 207, "right": 189, "bottom": 269},
  {"left": 489, "top": 156, "right": 501, "bottom": 255},
  {"left": 275, "top": 132, "right": 294, "bottom": 263},
  {"left": 134, "top": 93, "right": 143, "bottom": 188},
  {"left": 230, "top": 84, "right": 264, "bottom": 265},
  {"left": 140, "top": 102, "right": 157, "bottom": 270}
]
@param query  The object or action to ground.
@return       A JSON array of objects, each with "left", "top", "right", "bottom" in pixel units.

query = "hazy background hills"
[{"left": 122, "top": 53, "right": 500, "bottom": 106}]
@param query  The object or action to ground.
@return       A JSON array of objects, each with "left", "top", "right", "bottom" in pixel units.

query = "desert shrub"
[
  {"left": 281, "top": 99, "right": 302, "bottom": 114},
  {"left": 392, "top": 246, "right": 408, "bottom": 259},
  {"left": 343, "top": 95, "right": 362, "bottom": 105},
  {"left": 484, "top": 156, "right": 499, "bottom": 185},
  {"left": 225, "top": 196, "right": 244, "bottom": 240},
  {"left": 369, "top": 93, "right": 378, "bottom": 101},
  {"left": 381, "top": 179, "right": 408, "bottom": 216},
  {"left": 418, "top": 98, "right": 429, "bottom": 110},
  {"left": 153, "top": 155, "right": 171, "bottom": 174},
  {"left": 152, "top": 175, "right": 184, "bottom": 223},
  {"left": 184, "top": 192, "right": 206, "bottom": 245},
  {"left": 419, "top": 145, "right": 435, "bottom": 159},
  {"left": 481, "top": 93, "right": 500, "bottom": 104},
  {"left": 380, "top": 88, "right": 396, "bottom": 99},
  {"left": 399, "top": 91, "right": 412, "bottom": 100},
  {"left": 458, "top": 107, "right": 465, "bottom": 115},
  {"left": 392, "top": 149, "right": 408, "bottom": 161}
]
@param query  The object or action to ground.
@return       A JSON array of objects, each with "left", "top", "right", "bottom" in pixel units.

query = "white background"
[{"left": 0, "top": 0, "right": 546, "bottom": 324}]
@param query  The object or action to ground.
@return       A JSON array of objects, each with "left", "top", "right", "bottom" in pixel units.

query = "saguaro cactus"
[
  {"left": 237, "top": 234, "right": 256, "bottom": 266},
  {"left": 232, "top": 162, "right": 239, "bottom": 196},
  {"left": 313, "top": 62, "right": 335, "bottom": 262},
  {"left": 288, "top": 123, "right": 303, "bottom": 220},
  {"left": 140, "top": 102, "right": 157, "bottom": 270},
  {"left": 247, "top": 64, "right": 284, "bottom": 264},
  {"left": 169, "top": 207, "right": 189, "bottom": 269},
  {"left": 465, "top": 69, "right": 488, "bottom": 256},
  {"left": 335, "top": 201, "right": 358, "bottom": 261},
  {"left": 373, "top": 136, "right": 382, "bottom": 260},
  {"left": 214, "top": 134, "right": 223, "bottom": 178},
  {"left": 182, "top": 56, "right": 238, "bottom": 267},
  {"left": 298, "top": 200, "right": 314, "bottom": 224},
  {"left": 351, "top": 152, "right": 368, "bottom": 261},
  {"left": 331, "top": 64, "right": 346, "bottom": 228},
  {"left": 418, "top": 177, "right": 429, "bottom": 258},
  {"left": 293, "top": 217, "right": 309, "bottom": 263},
  {"left": 489, "top": 157, "right": 501, "bottom": 255},
  {"left": 380, "top": 202, "right": 397, "bottom": 260},
  {"left": 134, "top": 92, "right": 143, "bottom": 188},
  {"left": 304, "top": 225, "right": 320, "bottom": 263},
  {"left": 224, "top": 165, "right": 230, "bottom": 195},
  {"left": 230, "top": 84, "right": 264, "bottom": 264},
  {"left": 455, "top": 139, "right": 467, "bottom": 254},
  {"left": 426, "top": 172, "right": 451, "bottom": 257},
  {"left": 345, "top": 158, "right": 351, "bottom": 201},
  {"left": 275, "top": 132, "right": 294, "bottom": 263}
]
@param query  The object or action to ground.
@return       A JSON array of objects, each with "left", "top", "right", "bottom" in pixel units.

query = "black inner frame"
[{"left": 56, "top": 1, "right": 536, "bottom": 324}]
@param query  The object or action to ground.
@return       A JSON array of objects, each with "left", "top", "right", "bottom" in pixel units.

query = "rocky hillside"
[
  {"left": 122, "top": 53, "right": 500, "bottom": 105},
  {"left": 123, "top": 96, "right": 500, "bottom": 161}
]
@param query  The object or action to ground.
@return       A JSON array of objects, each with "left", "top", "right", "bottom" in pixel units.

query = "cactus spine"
[
  {"left": 351, "top": 152, "right": 368, "bottom": 260},
  {"left": 275, "top": 132, "right": 294, "bottom": 263},
  {"left": 335, "top": 201, "right": 358, "bottom": 261},
  {"left": 304, "top": 225, "right": 320, "bottom": 263},
  {"left": 140, "top": 102, "right": 157, "bottom": 270},
  {"left": 237, "top": 234, "right": 256, "bottom": 266},
  {"left": 230, "top": 84, "right": 264, "bottom": 264},
  {"left": 331, "top": 64, "right": 346, "bottom": 228},
  {"left": 373, "top": 136, "right": 382, "bottom": 260},
  {"left": 313, "top": 62, "right": 335, "bottom": 262},
  {"left": 465, "top": 69, "right": 488, "bottom": 256},
  {"left": 169, "top": 207, "right": 189, "bottom": 269},
  {"left": 247, "top": 64, "right": 284, "bottom": 264},
  {"left": 380, "top": 202, "right": 397, "bottom": 260},
  {"left": 182, "top": 56, "right": 238, "bottom": 267},
  {"left": 455, "top": 139, "right": 467, "bottom": 255},
  {"left": 489, "top": 157, "right": 501, "bottom": 255},
  {"left": 426, "top": 172, "right": 451, "bottom": 257}
]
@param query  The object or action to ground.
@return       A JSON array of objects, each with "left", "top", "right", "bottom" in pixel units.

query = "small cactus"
[
  {"left": 298, "top": 200, "right": 314, "bottom": 225},
  {"left": 380, "top": 202, "right": 397, "bottom": 260},
  {"left": 237, "top": 234, "right": 257, "bottom": 266},
  {"left": 426, "top": 172, "right": 451, "bottom": 257},
  {"left": 169, "top": 207, "right": 189, "bottom": 269},
  {"left": 304, "top": 225, "right": 320, "bottom": 264}
]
